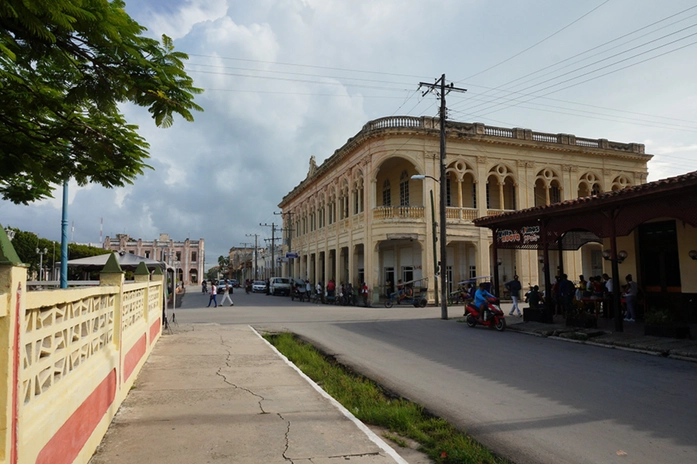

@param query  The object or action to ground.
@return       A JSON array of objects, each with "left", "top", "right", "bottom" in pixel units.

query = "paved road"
[{"left": 175, "top": 288, "right": 697, "bottom": 464}]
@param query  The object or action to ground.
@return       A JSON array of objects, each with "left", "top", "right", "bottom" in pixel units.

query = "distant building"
[{"left": 103, "top": 233, "right": 204, "bottom": 284}]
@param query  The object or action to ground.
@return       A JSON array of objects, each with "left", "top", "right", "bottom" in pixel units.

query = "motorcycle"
[
  {"left": 245, "top": 282, "right": 252, "bottom": 294},
  {"left": 464, "top": 297, "right": 506, "bottom": 331}
]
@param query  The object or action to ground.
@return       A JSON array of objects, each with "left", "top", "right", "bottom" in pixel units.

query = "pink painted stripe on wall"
[
  {"left": 123, "top": 334, "right": 147, "bottom": 383},
  {"left": 149, "top": 318, "right": 161, "bottom": 344},
  {"left": 36, "top": 369, "right": 117, "bottom": 464}
]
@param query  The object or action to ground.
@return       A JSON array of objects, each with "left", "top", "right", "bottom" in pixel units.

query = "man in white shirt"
[{"left": 220, "top": 280, "right": 234, "bottom": 306}]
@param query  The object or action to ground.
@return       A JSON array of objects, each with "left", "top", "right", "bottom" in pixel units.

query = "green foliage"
[
  {"left": 205, "top": 266, "right": 219, "bottom": 282},
  {"left": 266, "top": 333, "right": 508, "bottom": 464},
  {"left": 5, "top": 226, "right": 108, "bottom": 277},
  {"left": 644, "top": 306, "right": 675, "bottom": 325},
  {"left": 218, "top": 255, "right": 231, "bottom": 278},
  {"left": 0, "top": 0, "right": 203, "bottom": 203}
]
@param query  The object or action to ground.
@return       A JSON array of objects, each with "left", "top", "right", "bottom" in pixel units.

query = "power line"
[
  {"left": 460, "top": 26, "right": 697, "bottom": 117},
  {"left": 186, "top": 53, "right": 429, "bottom": 79},
  {"left": 454, "top": 5, "right": 697, "bottom": 108},
  {"left": 474, "top": 37, "right": 697, "bottom": 119},
  {"left": 456, "top": 0, "right": 611, "bottom": 82}
]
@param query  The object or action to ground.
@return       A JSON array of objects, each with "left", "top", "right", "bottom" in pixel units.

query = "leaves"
[{"left": 0, "top": 0, "right": 203, "bottom": 203}]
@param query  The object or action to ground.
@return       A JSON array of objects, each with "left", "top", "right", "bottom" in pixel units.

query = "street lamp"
[
  {"left": 36, "top": 247, "right": 47, "bottom": 281},
  {"left": 411, "top": 173, "right": 448, "bottom": 319}
]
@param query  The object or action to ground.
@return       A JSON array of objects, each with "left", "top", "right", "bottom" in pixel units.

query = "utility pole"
[
  {"left": 419, "top": 74, "right": 467, "bottom": 320},
  {"left": 264, "top": 232, "right": 287, "bottom": 278},
  {"left": 245, "top": 234, "right": 260, "bottom": 279},
  {"left": 274, "top": 211, "right": 294, "bottom": 278},
  {"left": 240, "top": 242, "right": 254, "bottom": 282},
  {"left": 259, "top": 223, "right": 277, "bottom": 277}
]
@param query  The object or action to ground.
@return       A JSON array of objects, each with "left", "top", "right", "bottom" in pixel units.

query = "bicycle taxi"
[{"left": 384, "top": 278, "right": 429, "bottom": 308}]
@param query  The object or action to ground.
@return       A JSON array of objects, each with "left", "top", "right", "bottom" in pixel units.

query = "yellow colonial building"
[{"left": 278, "top": 116, "right": 651, "bottom": 302}]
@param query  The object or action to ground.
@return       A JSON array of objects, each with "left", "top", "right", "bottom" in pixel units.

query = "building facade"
[
  {"left": 278, "top": 116, "right": 651, "bottom": 302},
  {"left": 104, "top": 233, "right": 204, "bottom": 284}
]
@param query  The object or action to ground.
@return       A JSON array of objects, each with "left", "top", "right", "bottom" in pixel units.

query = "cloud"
[{"left": 3, "top": 0, "right": 697, "bottom": 266}]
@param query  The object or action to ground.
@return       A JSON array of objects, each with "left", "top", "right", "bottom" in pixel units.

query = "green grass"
[{"left": 265, "top": 332, "right": 508, "bottom": 464}]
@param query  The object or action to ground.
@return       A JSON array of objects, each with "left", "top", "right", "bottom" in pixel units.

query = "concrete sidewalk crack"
[
  {"left": 278, "top": 412, "right": 293, "bottom": 463},
  {"left": 216, "top": 335, "right": 269, "bottom": 414}
]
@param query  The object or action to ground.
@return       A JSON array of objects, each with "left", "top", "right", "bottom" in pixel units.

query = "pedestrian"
[
  {"left": 528, "top": 285, "right": 543, "bottom": 310},
  {"left": 202, "top": 280, "right": 207, "bottom": 293},
  {"left": 305, "top": 280, "right": 312, "bottom": 300},
  {"left": 207, "top": 280, "right": 218, "bottom": 307},
  {"left": 220, "top": 279, "right": 234, "bottom": 306},
  {"left": 361, "top": 281, "right": 369, "bottom": 306},
  {"left": 316, "top": 280, "right": 324, "bottom": 303},
  {"left": 505, "top": 275, "right": 522, "bottom": 316},
  {"left": 576, "top": 275, "right": 587, "bottom": 300},
  {"left": 559, "top": 274, "right": 575, "bottom": 316},
  {"left": 623, "top": 274, "right": 638, "bottom": 322}
]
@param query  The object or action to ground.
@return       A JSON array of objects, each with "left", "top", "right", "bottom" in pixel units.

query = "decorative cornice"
[{"left": 279, "top": 116, "right": 651, "bottom": 207}]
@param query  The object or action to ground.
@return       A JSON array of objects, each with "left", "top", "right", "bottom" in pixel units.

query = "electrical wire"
[
  {"left": 456, "top": 0, "right": 611, "bottom": 83},
  {"left": 454, "top": 5, "right": 697, "bottom": 110}
]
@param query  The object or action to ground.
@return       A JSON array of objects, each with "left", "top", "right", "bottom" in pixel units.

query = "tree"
[
  {"left": 0, "top": 0, "right": 203, "bottom": 203},
  {"left": 5, "top": 226, "right": 107, "bottom": 278},
  {"left": 206, "top": 266, "right": 219, "bottom": 282},
  {"left": 218, "top": 255, "right": 230, "bottom": 278}
]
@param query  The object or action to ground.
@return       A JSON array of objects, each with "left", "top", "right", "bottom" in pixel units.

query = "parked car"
[
  {"left": 252, "top": 280, "right": 266, "bottom": 293},
  {"left": 269, "top": 277, "right": 291, "bottom": 296},
  {"left": 229, "top": 279, "right": 239, "bottom": 288},
  {"left": 217, "top": 280, "right": 231, "bottom": 294}
]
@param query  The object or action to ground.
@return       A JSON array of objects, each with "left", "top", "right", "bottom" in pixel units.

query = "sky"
[{"left": 2, "top": 0, "right": 696, "bottom": 268}]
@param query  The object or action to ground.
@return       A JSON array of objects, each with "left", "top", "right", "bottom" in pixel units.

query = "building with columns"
[
  {"left": 103, "top": 233, "right": 204, "bottom": 285},
  {"left": 277, "top": 116, "right": 650, "bottom": 302}
]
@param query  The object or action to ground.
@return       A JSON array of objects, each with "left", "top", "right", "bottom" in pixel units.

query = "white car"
[
  {"left": 252, "top": 280, "right": 266, "bottom": 293},
  {"left": 269, "top": 277, "right": 291, "bottom": 296}
]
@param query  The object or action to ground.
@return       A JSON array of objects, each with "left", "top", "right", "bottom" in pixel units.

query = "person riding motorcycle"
[{"left": 474, "top": 282, "right": 496, "bottom": 321}]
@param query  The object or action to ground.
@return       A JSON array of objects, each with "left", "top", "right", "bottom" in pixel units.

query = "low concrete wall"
[{"left": 0, "top": 248, "right": 163, "bottom": 464}]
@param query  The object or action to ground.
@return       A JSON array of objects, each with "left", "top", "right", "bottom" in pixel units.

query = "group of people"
[
  {"left": 203, "top": 279, "right": 234, "bottom": 308},
  {"left": 304, "top": 279, "right": 370, "bottom": 305},
  {"left": 519, "top": 272, "right": 639, "bottom": 322}
]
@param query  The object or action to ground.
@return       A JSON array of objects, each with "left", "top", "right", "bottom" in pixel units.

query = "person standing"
[
  {"left": 220, "top": 280, "right": 234, "bottom": 306},
  {"left": 623, "top": 274, "right": 638, "bottom": 322},
  {"left": 361, "top": 281, "right": 369, "bottom": 307},
  {"left": 505, "top": 275, "right": 522, "bottom": 316},
  {"left": 207, "top": 280, "right": 218, "bottom": 307}
]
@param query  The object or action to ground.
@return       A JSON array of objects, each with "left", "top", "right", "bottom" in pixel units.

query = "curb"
[{"left": 508, "top": 324, "right": 697, "bottom": 362}]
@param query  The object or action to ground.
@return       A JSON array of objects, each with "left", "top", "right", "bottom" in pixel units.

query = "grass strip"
[{"left": 265, "top": 332, "right": 508, "bottom": 464}]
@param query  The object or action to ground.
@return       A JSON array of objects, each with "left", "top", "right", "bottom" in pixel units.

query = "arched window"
[
  {"left": 399, "top": 171, "right": 410, "bottom": 206},
  {"left": 382, "top": 179, "right": 391, "bottom": 207}
]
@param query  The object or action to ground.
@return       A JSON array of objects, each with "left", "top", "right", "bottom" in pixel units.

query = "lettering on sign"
[{"left": 497, "top": 225, "right": 540, "bottom": 246}]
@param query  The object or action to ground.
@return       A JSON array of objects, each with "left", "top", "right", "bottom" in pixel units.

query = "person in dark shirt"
[{"left": 505, "top": 275, "right": 522, "bottom": 316}]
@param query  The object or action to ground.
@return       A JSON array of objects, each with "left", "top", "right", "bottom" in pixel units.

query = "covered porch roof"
[{"left": 473, "top": 170, "right": 697, "bottom": 332}]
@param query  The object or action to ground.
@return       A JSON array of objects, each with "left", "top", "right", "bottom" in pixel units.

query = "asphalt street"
[{"left": 176, "top": 287, "right": 697, "bottom": 464}]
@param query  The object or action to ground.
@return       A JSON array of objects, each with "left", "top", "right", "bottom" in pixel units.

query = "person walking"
[
  {"left": 505, "top": 275, "right": 523, "bottom": 316},
  {"left": 220, "top": 280, "right": 234, "bottom": 306},
  {"left": 623, "top": 274, "right": 638, "bottom": 322},
  {"left": 207, "top": 280, "right": 218, "bottom": 307}
]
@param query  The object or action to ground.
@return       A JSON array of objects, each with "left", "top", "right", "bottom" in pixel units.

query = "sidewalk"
[
  {"left": 503, "top": 311, "right": 697, "bottom": 362},
  {"left": 89, "top": 324, "right": 408, "bottom": 464}
]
